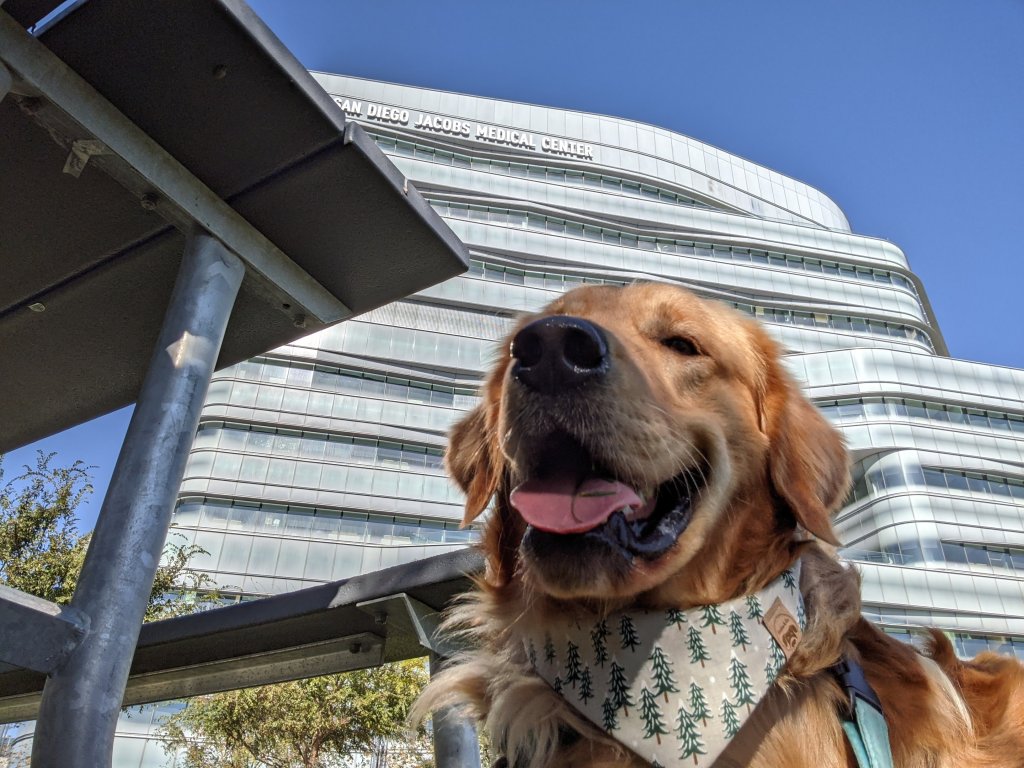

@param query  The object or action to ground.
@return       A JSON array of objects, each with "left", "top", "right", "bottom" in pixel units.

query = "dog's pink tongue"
[{"left": 510, "top": 476, "right": 643, "bottom": 534}]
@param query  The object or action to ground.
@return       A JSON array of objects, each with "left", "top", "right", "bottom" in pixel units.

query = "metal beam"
[
  {"left": 0, "top": 585, "right": 87, "bottom": 674},
  {"left": 358, "top": 592, "right": 454, "bottom": 657},
  {"left": 0, "top": 60, "right": 10, "bottom": 101},
  {"left": 32, "top": 232, "right": 244, "bottom": 768},
  {"left": 0, "top": 549, "right": 483, "bottom": 724},
  {"left": 0, "top": 10, "right": 349, "bottom": 325}
]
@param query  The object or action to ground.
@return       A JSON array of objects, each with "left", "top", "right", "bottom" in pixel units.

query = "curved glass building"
[{"left": 172, "top": 73, "right": 1024, "bottom": 660}]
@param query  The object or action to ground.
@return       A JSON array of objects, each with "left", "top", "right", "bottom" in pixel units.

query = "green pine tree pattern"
[
  {"left": 699, "top": 604, "right": 726, "bottom": 635},
  {"left": 675, "top": 703, "right": 707, "bottom": 764},
  {"left": 651, "top": 761, "right": 666, "bottom": 768},
  {"left": 728, "top": 610, "right": 750, "bottom": 651},
  {"left": 686, "top": 625, "right": 712, "bottom": 668},
  {"left": 782, "top": 567, "right": 797, "bottom": 593},
  {"left": 552, "top": 674, "right": 563, "bottom": 694},
  {"left": 527, "top": 638, "right": 537, "bottom": 668},
  {"left": 745, "top": 593, "right": 763, "bottom": 621},
  {"left": 649, "top": 644, "right": 680, "bottom": 703},
  {"left": 601, "top": 695, "right": 619, "bottom": 732},
  {"left": 720, "top": 696, "right": 742, "bottom": 739},
  {"left": 544, "top": 634, "right": 557, "bottom": 665},
  {"left": 565, "top": 640, "right": 583, "bottom": 687},
  {"left": 608, "top": 659, "right": 634, "bottom": 716},
  {"left": 579, "top": 665, "right": 594, "bottom": 704},
  {"left": 764, "top": 637, "right": 787, "bottom": 685},
  {"left": 688, "top": 680, "right": 712, "bottom": 727},
  {"left": 639, "top": 686, "right": 669, "bottom": 745},
  {"left": 591, "top": 618, "right": 610, "bottom": 667},
  {"left": 728, "top": 655, "right": 757, "bottom": 712},
  {"left": 667, "top": 608, "right": 688, "bottom": 630},
  {"left": 619, "top": 614, "right": 640, "bottom": 652}
]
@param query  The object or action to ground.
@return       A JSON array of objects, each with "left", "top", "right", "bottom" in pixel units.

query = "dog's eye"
[{"left": 662, "top": 336, "right": 700, "bottom": 356}]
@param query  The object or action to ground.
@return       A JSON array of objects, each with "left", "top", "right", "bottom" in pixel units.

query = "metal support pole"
[
  {"left": 430, "top": 654, "right": 482, "bottom": 768},
  {"left": 32, "top": 231, "right": 244, "bottom": 768}
]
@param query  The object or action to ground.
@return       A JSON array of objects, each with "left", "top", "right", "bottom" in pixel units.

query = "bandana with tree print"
[{"left": 523, "top": 562, "right": 805, "bottom": 767}]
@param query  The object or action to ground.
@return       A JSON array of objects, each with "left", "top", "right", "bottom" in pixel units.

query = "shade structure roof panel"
[{"left": 0, "top": 0, "right": 468, "bottom": 453}]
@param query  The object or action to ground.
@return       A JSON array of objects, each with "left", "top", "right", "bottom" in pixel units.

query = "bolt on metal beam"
[{"left": 31, "top": 231, "right": 244, "bottom": 768}]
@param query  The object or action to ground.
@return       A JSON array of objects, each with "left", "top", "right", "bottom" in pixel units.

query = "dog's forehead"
[
  {"left": 538, "top": 283, "right": 765, "bottom": 380},
  {"left": 549, "top": 284, "right": 736, "bottom": 339}
]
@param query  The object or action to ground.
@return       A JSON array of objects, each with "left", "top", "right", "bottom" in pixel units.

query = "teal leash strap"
[{"left": 832, "top": 657, "right": 894, "bottom": 768}]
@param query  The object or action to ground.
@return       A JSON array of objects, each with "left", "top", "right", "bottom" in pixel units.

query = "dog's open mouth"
[{"left": 511, "top": 431, "right": 704, "bottom": 561}]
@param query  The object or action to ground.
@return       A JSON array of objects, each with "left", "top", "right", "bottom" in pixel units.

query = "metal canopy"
[
  {"left": 0, "top": 0, "right": 468, "bottom": 453},
  {"left": 0, "top": 550, "right": 484, "bottom": 723}
]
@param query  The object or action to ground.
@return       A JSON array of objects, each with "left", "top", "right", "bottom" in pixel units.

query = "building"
[
  {"left": 28, "top": 70, "right": 1015, "bottom": 768},
  {"left": 171, "top": 72, "right": 1024, "bottom": 657}
]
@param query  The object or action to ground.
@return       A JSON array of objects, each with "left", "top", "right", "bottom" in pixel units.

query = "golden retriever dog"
[{"left": 414, "top": 283, "right": 1024, "bottom": 768}]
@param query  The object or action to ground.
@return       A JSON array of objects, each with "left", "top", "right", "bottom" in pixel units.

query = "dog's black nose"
[{"left": 510, "top": 316, "right": 609, "bottom": 394}]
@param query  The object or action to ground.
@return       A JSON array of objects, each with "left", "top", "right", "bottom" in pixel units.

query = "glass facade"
[
  {"left": 80, "top": 72, "right": 1022, "bottom": 765},
  {"left": 177, "top": 70, "right": 1023, "bottom": 650}
]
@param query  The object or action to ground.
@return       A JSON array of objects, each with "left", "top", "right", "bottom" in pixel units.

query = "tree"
[
  {"left": 601, "top": 696, "right": 619, "bottom": 732},
  {"left": 727, "top": 610, "right": 750, "bottom": 651},
  {"left": 744, "top": 594, "right": 763, "bottom": 621},
  {"left": 764, "top": 639, "right": 786, "bottom": 685},
  {"left": 565, "top": 640, "right": 583, "bottom": 687},
  {"left": 638, "top": 686, "right": 669, "bottom": 745},
  {"left": 544, "top": 634, "right": 557, "bottom": 666},
  {"left": 687, "top": 681, "right": 712, "bottom": 727},
  {"left": 619, "top": 614, "right": 640, "bottom": 652},
  {"left": 674, "top": 704, "right": 706, "bottom": 764},
  {"left": 720, "top": 696, "right": 741, "bottom": 739},
  {"left": 666, "top": 608, "right": 687, "bottom": 631},
  {"left": 699, "top": 604, "right": 725, "bottom": 635},
  {"left": 0, "top": 452, "right": 215, "bottom": 618},
  {"left": 578, "top": 666, "right": 594, "bottom": 705},
  {"left": 727, "top": 656, "right": 757, "bottom": 712},
  {"left": 0, "top": 452, "right": 92, "bottom": 603},
  {"left": 782, "top": 568, "right": 798, "bottom": 593},
  {"left": 591, "top": 619, "right": 610, "bottom": 667},
  {"left": 160, "top": 660, "right": 429, "bottom": 768},
  {"left": 686, "top": 625, "right": 711, "bottom": 668},
  {"left": 648, "top": 645, "right": 679, "bottom": 703},
  {"left": 607, "top": 659, "right": 634, "bottom": 716}
]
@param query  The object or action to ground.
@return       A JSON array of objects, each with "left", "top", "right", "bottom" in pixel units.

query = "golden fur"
[{"left": 414, "top": 284, "right": 1024, "bottom": 767}]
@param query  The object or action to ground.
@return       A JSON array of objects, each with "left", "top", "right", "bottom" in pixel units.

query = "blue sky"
[{"left": 5, "top": 0, "right": 1022, "bottom": 531}]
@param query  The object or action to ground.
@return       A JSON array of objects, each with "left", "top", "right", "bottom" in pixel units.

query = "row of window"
[
  {"left": 843, "top": 541, "right": 1024, "bottom": 572},
  {"left": 847, "top": 463, "right": 1024, "bottom": 506},
  {"left": 820, "top": 397, "right": 1024, "bottom": 435},
  {"left": 880, "top": 627, "right": 1024, "bottom": 660},
  {"left": 430, "top": 199, "right": 918, "bottom": 295},
  {"left": 173, "top": 497, "right": 476, "bottom": 545},
  {"left": 370, "top": 131, "right": 713, "bottom": 210},
  {"left": 470, "top": 258, "right": 932, "bottom": 347},
  {"left": 192, "top": 423, "right": 446, "bottom": 472},
  {"left": 227, "top": 357, "right": 478, "bottom": 409},
  {"left": 173, "top": 525, "right": 467, "bottom": 596}
]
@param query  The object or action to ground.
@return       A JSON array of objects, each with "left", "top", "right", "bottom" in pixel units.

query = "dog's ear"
[
  {"left": 446, "top": 405, "right": 501, "bottom": 527},
  {"left": 758, "top": 341, "right": 847, "bottom": 546}
]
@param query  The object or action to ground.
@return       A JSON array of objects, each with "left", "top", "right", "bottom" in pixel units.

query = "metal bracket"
[
  {"left": 356, "top": 592, "right": 455, "bottom": 657},
  {"left": 0, "top": 585, "right": 88, "bottom": 674}
]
